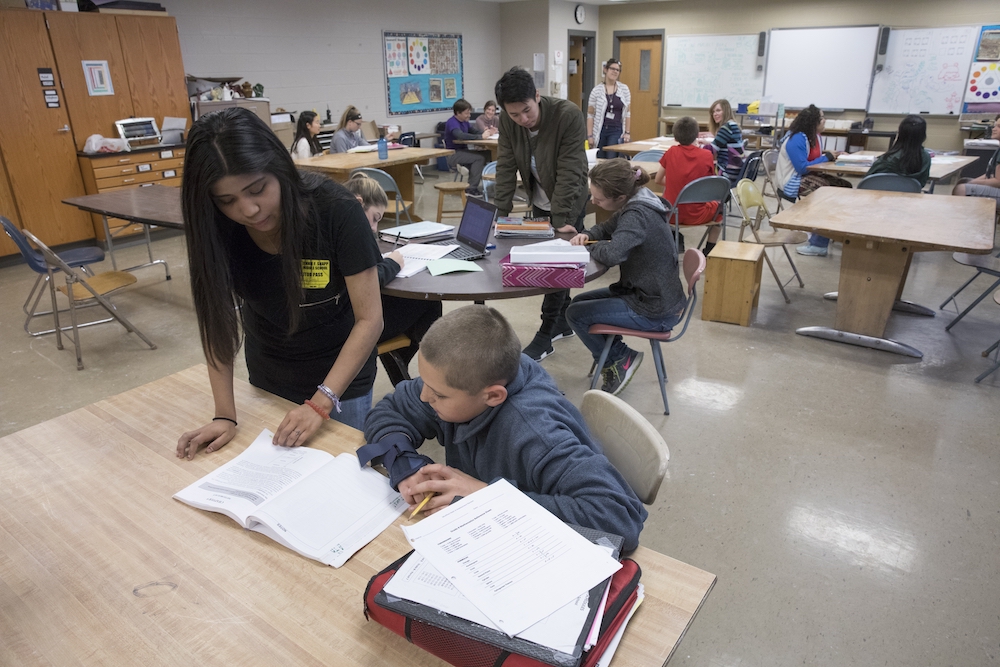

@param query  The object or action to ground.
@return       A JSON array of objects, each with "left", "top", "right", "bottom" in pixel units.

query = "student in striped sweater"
[{"left": 705, "top": 99, "right": 744, "bottom": 182}]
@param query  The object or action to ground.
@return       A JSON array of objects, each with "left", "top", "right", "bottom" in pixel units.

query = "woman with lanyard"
[
  {"left": 176, "top": 107, "right": 383, "bottom": 460},
  {"left": 587, "top": 58, "right": 631, "bottom": 158}
]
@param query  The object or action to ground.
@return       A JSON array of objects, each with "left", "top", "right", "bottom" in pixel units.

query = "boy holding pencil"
[{"left": 359, "top": 305, "right": 647, "bottom": 551}]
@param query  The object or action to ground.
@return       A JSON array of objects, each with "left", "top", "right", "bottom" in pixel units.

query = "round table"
[{"left": 379, "top": 232, "right": 607, "bottom": 303}]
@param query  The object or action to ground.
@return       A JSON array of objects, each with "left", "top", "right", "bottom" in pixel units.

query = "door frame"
[
  {"left": 568, "top": 30, "right": 596, "bottom": 111},
  {"left": 612, "top": 29, "right": 665, "bottom": 110}
]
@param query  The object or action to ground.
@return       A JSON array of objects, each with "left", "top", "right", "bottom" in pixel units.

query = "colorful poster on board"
[
  {"left": 385, "top": 37, "right": 408, "bottom": 78},
  {"left": 962, "top": 24, "right": 1000, "bottom": 113},
  {"left": 966, "top": 62, "right": 1000, "bottom": 102},
  {"left": 408, "top": 37, "right": 429, "bottom": 75},
  {"left": 383, "top": 32, "right": 463, "bottom": 116}
]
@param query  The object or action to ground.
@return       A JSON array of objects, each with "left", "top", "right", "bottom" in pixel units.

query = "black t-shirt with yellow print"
[{"left": 229, "top": 179, "right": 381, "bottom": 402}]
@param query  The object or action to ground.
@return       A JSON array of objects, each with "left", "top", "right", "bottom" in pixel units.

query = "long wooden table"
[
  {"left": 770, "top": 188, "right": 995, "bottom": 357},
  {"left": 603, "top": 138, "right": 677, "bottom": 157},
  {"left": 807, "top": 151, "right": 978, "bottom": 192},
  {"left": 0, "top": 366, "right": 716, "bottom": 666},
  {"left": 456, "top": 137, "right": 498, "bottom": 162},
  {"left": 63, "top": 184, "right": 182, "bottom": 277},
  {"left": 295, "top": 147, "right": 453, "bottom": 201}
]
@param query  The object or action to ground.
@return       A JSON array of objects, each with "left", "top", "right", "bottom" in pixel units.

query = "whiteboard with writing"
[
  {"left": 869, "top": 26, "right": 978, "bottom": 115},
  {"left": 664, "top": 34, "right": 765, "bottom": 108}
]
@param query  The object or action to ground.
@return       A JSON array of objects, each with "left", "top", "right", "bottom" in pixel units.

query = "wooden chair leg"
[{"left": 436, "top": 190, "right": 445, "bottom": 222}]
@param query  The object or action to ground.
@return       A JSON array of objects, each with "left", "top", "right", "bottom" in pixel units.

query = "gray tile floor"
[{"left": 2, "top": 173, "right": 999, "bottom": 666}]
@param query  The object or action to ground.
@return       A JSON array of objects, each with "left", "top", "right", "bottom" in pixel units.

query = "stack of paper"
[
  {"left": 378, "top": 480, "right": 624, "bottom": 664},
  {"left": 835, "top": 153, "right": 876, "bottom": 167},
  {"left": 379, "top": 221, "right": 455, "bottom": 245},
  {"left": 495, "top": 216, "right": 555, "bottom": 239},
  {"left": 383, "top": 243, "right": 458, "bottom": 278},
  {"left": 509, "top": 239, "right": 590, "bottom": 266}
]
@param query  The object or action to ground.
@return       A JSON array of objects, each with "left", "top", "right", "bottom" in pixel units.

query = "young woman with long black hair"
[
  {"left": 176, "top": 107, "right": 383, "bottom": 460},
  {"left": 290, "top": 110, "right": 323, "bottom": 160},
  {"left": 866, "top": 115, "right": 931, "bottom": 186}
]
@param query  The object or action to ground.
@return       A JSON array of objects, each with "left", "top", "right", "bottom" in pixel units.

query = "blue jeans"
[
  {"left": 331, "top": 390, "right": 372, "bottom": 431},
  {"left": 597, "top": 126, "right": 623, "bottom": 159},
  {"left": 566, "top": 289, "right": 685, "bottom": 364},
  {"left": 807, "top": 233, "right": 830, "bottom": 248}
]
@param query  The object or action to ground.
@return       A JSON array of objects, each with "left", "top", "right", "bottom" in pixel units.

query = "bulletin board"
[{"left": 383, "top": 31, "right": 464, "bottom": 116}]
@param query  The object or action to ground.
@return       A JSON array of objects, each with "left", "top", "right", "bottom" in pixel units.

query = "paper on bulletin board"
[
  {"left": 533, "top": 53, "right": 545, "bottom": 72},
  {"left": 82, "top": 60, "right": 113, "bottom": 96},
  {"left": 385, "top": 37, "right": 408, "bottom": 78},
  {"left": 551, "top": 66, "right": 563, "bottom": 84}
]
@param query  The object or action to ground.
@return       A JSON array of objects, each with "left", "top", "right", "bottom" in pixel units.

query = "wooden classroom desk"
[
  {"left": 0, "top": 366, "right": 716, "bottom": 667},
  {"left": 604, "top": 138, "right": 677, "bottom": 157},
  {"left": 807, "top": 152, "right": 978, "bottom": 191},
  {"left": 63, "top": 184, "right": 183, "bottom": 278},
  {"left": 294, "top": 147, "right": 452, "bottom": 201},
  {"left": 456, "top": 137, "right": 499, "bottom": 162},
  {"left": 770, "top": 188, "right": 995, "bottom": 357}
]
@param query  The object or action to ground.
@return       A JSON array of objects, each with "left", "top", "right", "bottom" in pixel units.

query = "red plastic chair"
[{"left": 588, "top": 248, "right": 706, "bottom": 415}]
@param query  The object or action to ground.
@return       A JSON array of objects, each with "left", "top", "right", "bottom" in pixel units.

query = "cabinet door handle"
[
  {"left": 57, "top": 125, "right": 71, "bottom": 133},
  {"left": 122, "top": 178, "right": 135, "bottom": 183},
  {"left": 118, "top": 158, "right": 130, "bottom": 163},
  {"left": 122, "top": 168, "right": 131, "bottom": 173}
]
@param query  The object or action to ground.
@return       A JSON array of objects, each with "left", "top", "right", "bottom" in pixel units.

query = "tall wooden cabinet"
[{"left": 0, "top": 8, "right": 188, "bottom": 257}]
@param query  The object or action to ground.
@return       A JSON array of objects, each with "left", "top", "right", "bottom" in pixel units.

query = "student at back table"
[
  {"left": 492, "top": 67, "right": 590, "bottom": 362},
  {"left": 443, "top": 98, "right": 494, "bottom": 197},
  {"left": 865, "top": 115, "right": 931, "bottom": 187},
  {"left": 359, "top": 305, "right": 647, "bottom": 551},
  {"left": 953, "top": 114, "right": 1000, "bottom": 211}
]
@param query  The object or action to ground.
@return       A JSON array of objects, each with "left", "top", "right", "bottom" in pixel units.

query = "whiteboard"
[
  {"left": 764, "top": 26, "right": 880, "bottom": 109},
  {"left": 869, "top": 26, "right": 978, "bottom": 114},
  {"left": 664, "top": 34, "right": 765, "bottom": 108}
]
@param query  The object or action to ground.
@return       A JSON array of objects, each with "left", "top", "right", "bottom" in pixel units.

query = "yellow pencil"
[
  {"left": 409, "top": 493, "right": 434, "bottom": 519},
  {"left": 584, "top": 240, "right": 600, "bottom": 245}
]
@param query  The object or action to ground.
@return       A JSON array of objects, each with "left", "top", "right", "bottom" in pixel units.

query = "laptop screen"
[{"left": 455, "top": 197, "right": 498, "bottom": 251}]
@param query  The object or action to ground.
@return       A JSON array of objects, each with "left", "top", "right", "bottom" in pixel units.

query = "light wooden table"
[
  {"left": 603, "top": 138, "right": 677, "bottom": 157},
  {"left": 456, "top": 137, "right": 498, "bottom": 162},
  {"left": 294, "top": 147, "right": 452, "bottom": 201},
  {"left": 0, "top": 366, "right": 716, "bottom": 666},
  {"left": 807, "top": 152, "right": 978, "bottom": 192},
  {"left": 770, "top": 188, "right": 995, "bottom": 357}
]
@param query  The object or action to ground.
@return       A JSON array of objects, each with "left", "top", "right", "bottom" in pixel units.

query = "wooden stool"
[
  {"left": 701, "top": 241, "right": 764, "bottom": 327},
  {"left": 435, "top": 181, "right": 468, "bottom": 221},
  {"left": 376, "top": 334, "right": 412, "bottom": 385}
]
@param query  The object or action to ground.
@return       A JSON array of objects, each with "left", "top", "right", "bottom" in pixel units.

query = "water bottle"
[{"left": 377, "top": 136, "right": 388, "bottom": 160}]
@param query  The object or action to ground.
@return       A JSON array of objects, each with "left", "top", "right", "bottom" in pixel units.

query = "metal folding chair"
[
  {"left": 857, "top": 173, "right": 922, "bottom": 193},
  {"left": 760, "top": 149, "right": 796, "bottom": 212},
  {"left": 631, "top": 149, "right": 666, "bottom": 163},
  {"left": 398, "top": 131, "right": 423, "bottom": 184},
  {"left": 734, "top": 179, "right": 807, "bottom": 303},
  {"left": 22, "top": 229, "right": 156, "bottom": 370},
  {"left": 349, "top": 167, "right": 413, "bottom": 227},
  {"left": 941, "top": 251, "right": 1000, "bottom": 331},
  {"left": 666, "top": 175, "right": 732, "bottom": 259}
]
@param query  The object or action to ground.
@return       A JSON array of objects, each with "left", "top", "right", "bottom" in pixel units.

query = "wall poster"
[{"left": 384, "top": 31, "right": 463, "bottom": 116}]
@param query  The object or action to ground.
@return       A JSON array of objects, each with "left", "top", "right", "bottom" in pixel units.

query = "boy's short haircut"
[
  {"left": 673, "top": 116, "right": 699, "bottom": 145},
  {"left": 453, "top": 98, "right": 472, "bottom": 115},
  {"left": 419, "top": 305, "right": 522, "bottom": 394},
  {"left": 495, "top": 67, "right": 536, "bottom": 108}
]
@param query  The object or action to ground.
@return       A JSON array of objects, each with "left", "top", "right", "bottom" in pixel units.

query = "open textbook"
[{"left": 173, "top": 430, "right": 406, "bottom": 567}]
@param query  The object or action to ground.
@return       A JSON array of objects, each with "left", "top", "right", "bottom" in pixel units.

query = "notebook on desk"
[{"left": 428, "top": 197, "right": 498, "bottom": 261}]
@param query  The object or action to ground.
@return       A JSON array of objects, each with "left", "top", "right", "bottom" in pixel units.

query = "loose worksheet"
[{"left": 401, "top": 479, "right": 621, "bottom": 636}]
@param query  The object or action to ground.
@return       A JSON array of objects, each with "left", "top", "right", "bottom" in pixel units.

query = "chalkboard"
[
  {"left": 765, "top": 26, "right": 880, "bottom": 109},
  {"left": 869, "top": 26, "right": 978, "bottom": 115},
  {"left": 664, "top": 34, "right": 764, "bottom": 108}
]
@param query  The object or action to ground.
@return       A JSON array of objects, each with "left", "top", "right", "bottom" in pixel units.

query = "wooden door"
[
  {"left": 618, "top": 35, "right": 662, "bottom": 140},
  {"left": 115, "top": 16, "right": 190, "bottom": 125},
  {"left": 46, "top": 11, "right": 135, "bottom": 152},
  {"left": 0, "top": 151, "right": 21, "bottom": 256},
  {"left": 568, "top": 38, "right": 584, "bottom": 111},
  {"left": 0, "top": 9, "right": 93, "bottom": 249}
]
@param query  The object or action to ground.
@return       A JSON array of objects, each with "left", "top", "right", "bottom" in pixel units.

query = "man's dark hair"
[{"left": 495, "top": 67, "right": 536, "bottom": 107}]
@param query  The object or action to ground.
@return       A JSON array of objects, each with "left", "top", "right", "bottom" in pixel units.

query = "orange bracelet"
[{"left": 304, "top": 399, "right": 330, "bottom": 420}]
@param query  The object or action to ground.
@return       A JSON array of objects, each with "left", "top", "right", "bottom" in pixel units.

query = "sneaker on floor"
[
  {"left": 465, "top": 187, "right": 483, "bottom": 197},
  {"left": 551, "top": 327, "right": 575, "bottom": 342},
  {"left": 795, "top": 243, "right": 828, "bottom": 257},
  {"left": 523, "top": 333, "right": 554, "bottom": 361},
  {"left": 601, "top": 348, "right": 643, "bottom": 396}
]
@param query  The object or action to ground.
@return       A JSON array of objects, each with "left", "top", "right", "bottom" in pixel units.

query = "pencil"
[
  {"left": 584, "top": 240, "right": 600, "bottom": 245},
  {"left": 409, "top": 493, "right": 433, "bottom": 519}
]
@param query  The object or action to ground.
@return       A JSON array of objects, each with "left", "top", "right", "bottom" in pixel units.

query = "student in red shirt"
[{"left": 655, "top": 116, "right": 722, "bottom": 254}]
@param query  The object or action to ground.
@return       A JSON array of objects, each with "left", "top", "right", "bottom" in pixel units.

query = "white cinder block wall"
[{"left": 160, "top": 0, "right": 504, "bottom": 136}]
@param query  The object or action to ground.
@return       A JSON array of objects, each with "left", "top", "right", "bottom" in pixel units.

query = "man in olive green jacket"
[{"left": 494, "top": 67, "right": 590, "bottom": 361}]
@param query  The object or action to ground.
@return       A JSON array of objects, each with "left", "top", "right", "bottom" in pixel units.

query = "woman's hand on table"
[
  {"left": 387, "top": 250, "right": 404, "bottom": 267},
  {"left": 570, "top": 233, "right": 591, "bottom": 246},
  {"left": 176, "top": 420, "right": 236, "bottom": 460},
  {"left": 273, "top": 404, "right": 325, "bottom": 447}
]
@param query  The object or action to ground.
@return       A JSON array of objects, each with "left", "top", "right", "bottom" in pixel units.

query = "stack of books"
[
  {"left": 501, "top": 239, "right": 590, "bottom": 289},
  {"left": 495, "top": 216, "right": 555, "bottom": 239},
  {"left": 379, "top": 221, "right": 455, "bottom": 245}
]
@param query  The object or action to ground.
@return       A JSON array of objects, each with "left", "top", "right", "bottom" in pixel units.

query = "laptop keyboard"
[{"left": 428, "top": 239, "right": 485, "bottom": 261}]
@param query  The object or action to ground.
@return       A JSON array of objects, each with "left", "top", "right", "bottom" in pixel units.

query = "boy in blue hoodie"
[{"left": 359, "top": 305, "right": 647, "bottom": 551}]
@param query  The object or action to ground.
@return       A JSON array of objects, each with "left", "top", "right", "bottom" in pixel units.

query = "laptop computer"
[{"left": 429, "top": 197, "right": 498, "bottom": 261}]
